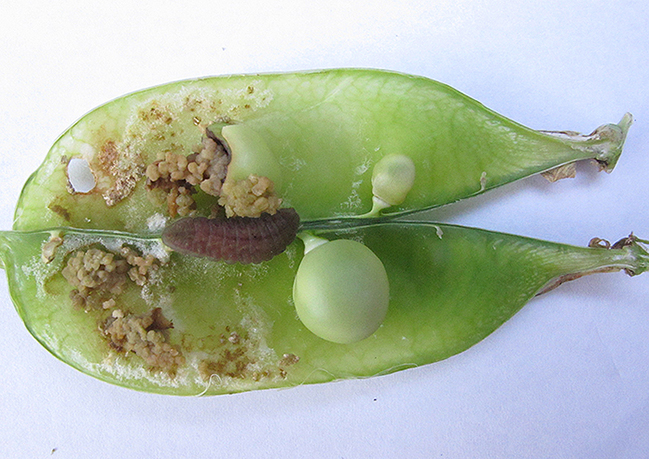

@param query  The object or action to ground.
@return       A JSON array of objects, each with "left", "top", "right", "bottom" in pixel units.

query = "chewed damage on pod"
[{"left": 1, "top": 68, "right": 645, "bottom": 396}]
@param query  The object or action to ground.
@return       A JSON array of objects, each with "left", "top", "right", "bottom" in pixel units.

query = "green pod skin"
[
  {"left": 1, "top": 69, "right": 641, "bottom": 395},
  {"left": 13, "top": 69, "right": 631, "bottom": 233},
  {"left": 0, "top": 223, "right": 646, "bottom": 395}
]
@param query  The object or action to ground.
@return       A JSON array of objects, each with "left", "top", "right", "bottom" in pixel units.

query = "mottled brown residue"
[
  {"left": 103, "top": 307, "right": 184, "bottom": 374},
  {"left": 119, "top": 246, "right": 161, "bottom": 286},
  {"left": 197, "top": 325, "right": 299, "bottom": 383},
  {"left": 219, "top": 174, "right": 282, "bottom": 218},
  {"left": 138, "top": 103, "right": 174, "bottom": 125},
  {"left": 541, "top": 162, "right": 577, "bottom": 183},
  {"left": 198, "top": 332, "right": 255, "bottom": 380},
  {"left": 61, "top": 246, "right": 161, "bottom": 311},
  {"left": 146, "top": 134, "right": 230, "bottom": 217},
  {"left": 62, "top": 248, "right": 130, "bottom": 310},
  {"left": 48, "top": 203, "right": 71, "bottom": 222},
  {"left": 41, "top": 234, "right": 64, "bottom": 264},
  {"left": 60, "top": 244, "right": 180, "bottom": 374},
  {"left": 91, "top": 141, "right": 144, "bottom": 206},
  {"left": 279, "top": 353, "right": 300, "bottom": 366}
]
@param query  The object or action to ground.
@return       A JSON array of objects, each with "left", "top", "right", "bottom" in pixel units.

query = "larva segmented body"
[{"left": 161, "top": 208, "right": 300, "bottom": 264}]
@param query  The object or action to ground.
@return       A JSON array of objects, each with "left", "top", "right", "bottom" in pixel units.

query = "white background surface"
[{"left": 1, "top": 1, "right": 648, "bottom": 458}]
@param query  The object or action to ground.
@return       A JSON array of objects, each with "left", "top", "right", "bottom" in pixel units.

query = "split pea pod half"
[
  {"left": 14, "top": 69, "right": 631, "bottom": 232},
  {"left": 1, "top": 68, "right": 643, "bottom": 395},
  {"left": 0, "top": 224, "right": 646, "bottom": 395}
]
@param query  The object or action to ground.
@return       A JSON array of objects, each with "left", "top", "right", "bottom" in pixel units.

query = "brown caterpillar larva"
[{"left": 161, "top": 208, "right": 301, "bottom": 264}]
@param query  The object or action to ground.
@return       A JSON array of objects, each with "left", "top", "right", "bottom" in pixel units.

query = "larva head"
[{"left": 292, "top": 239, "right": 389, "bottom": 344}]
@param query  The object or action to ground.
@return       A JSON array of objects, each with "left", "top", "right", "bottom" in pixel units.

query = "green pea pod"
[
  {"left": 0, "top": 223, "right": 646, "bottom": 395},
  {"left": 14, "top": 69, "right": 631, "bottom": 232},
  {"left": 2, "top": 69, "right": 642, "bottom": 395}
]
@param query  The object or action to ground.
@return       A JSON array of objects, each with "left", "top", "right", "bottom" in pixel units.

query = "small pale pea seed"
[{"left": 371, "top": 154, "right": 416, "bottom": 206}]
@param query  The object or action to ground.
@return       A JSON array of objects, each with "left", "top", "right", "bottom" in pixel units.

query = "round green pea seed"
[{"left": 293, "top": 239, "right": 390, "bottom": 344}]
